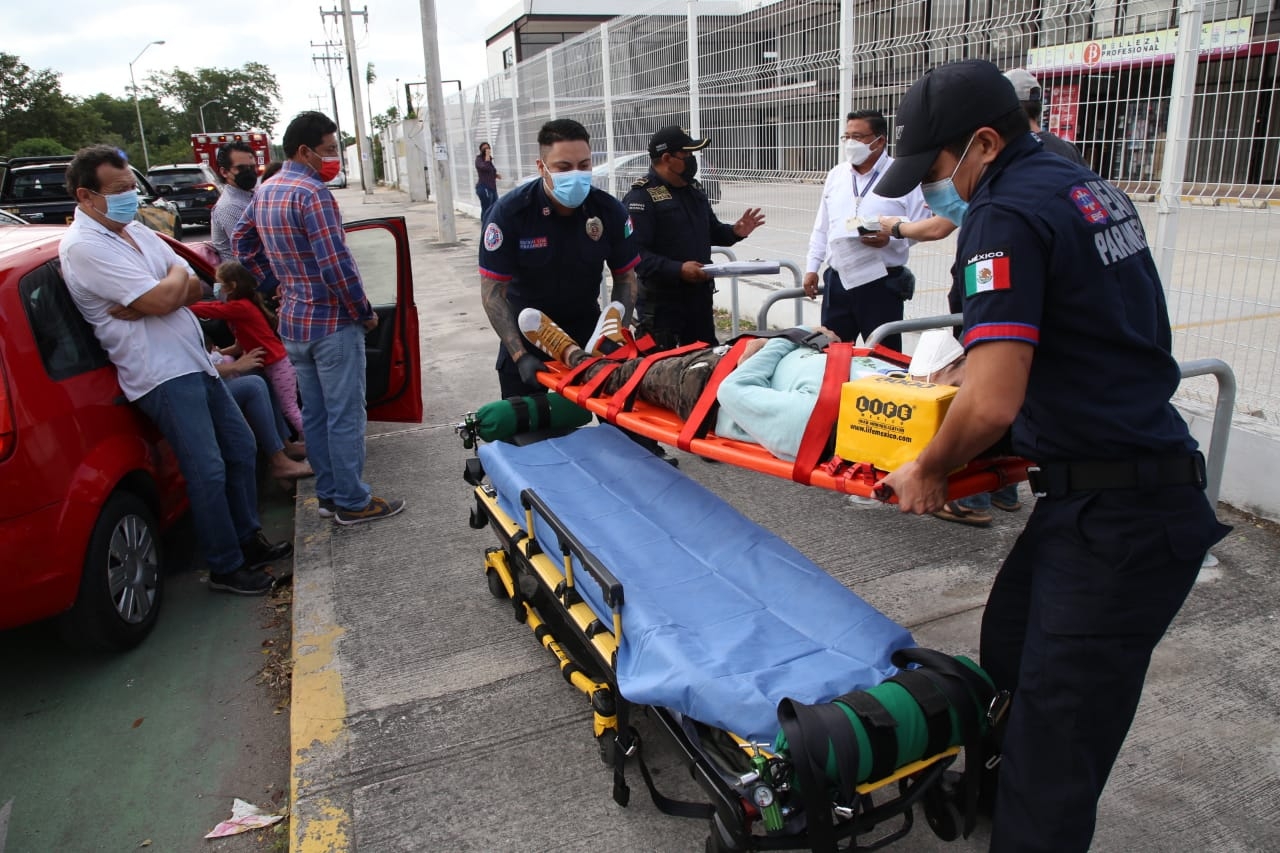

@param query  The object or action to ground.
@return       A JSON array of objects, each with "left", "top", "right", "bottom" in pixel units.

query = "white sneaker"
[{"left": 586, "top": 301, "right": 627, "bottom": 356}]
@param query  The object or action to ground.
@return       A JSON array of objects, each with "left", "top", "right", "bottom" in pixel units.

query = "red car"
[{"left": 0, "top": 217, "right": 422, "bottom": 650}]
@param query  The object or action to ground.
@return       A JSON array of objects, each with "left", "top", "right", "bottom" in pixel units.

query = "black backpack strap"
[
  {"left": 834, "top": 690, "right": 899, "bottom": 784},
  {"left": 887, "top": 668, "right": 953, "bottom": 757},
  {"left": 778, "top": 698, "right": 843, "bottom": 853}
]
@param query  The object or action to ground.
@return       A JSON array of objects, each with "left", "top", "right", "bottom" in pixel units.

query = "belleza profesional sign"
[{"left": 1026, "top": 16, "right": 1251, "bottom": 73}]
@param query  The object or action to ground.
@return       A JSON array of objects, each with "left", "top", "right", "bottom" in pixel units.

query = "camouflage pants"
[{"left": 567, "top": 349, "right": 723, "bottom": 419}]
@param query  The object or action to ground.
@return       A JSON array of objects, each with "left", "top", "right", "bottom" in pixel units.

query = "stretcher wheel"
[
  {"left": 485, "top": 568, "right": 509, "bottom": 599},
  {"left": 596, "top": 733, "right": 614, "bottom": 767},
  {"left": 922, "top": 783, "right": 962, "bottom": 842}
]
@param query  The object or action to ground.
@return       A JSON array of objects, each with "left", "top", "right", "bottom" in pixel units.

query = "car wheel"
[
  {"left": 58, "top": 492, "right": 164, "bottom": 651},
  {"left": 171, "top": 212, "right": 184, "bottom": 237}
]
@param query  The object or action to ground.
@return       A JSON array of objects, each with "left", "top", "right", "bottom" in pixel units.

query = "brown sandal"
[{"left": 932, "top": 500, "right": 993, "bottom": 527}]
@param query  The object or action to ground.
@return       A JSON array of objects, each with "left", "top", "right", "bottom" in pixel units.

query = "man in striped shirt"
[{"left": 233, "top": 111, "right": 404, "bottom": 526}]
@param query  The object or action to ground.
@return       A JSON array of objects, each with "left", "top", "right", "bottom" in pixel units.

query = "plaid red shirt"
[{"left": 232, "top": 160, "right": 372, "bottom": 342}]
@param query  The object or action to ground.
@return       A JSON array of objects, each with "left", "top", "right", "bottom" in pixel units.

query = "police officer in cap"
[
  {"left": 479, "top": 118, "right": 640, "bottom": 398},
  {"left": 623, "top": 126, "right": 764, "bottom": 349},
  {"left": 876, "top": 60, "right": 1229, "bottom": 851}
]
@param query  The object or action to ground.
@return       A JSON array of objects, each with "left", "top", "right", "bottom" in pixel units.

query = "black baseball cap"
[
  {"left": 648, "top": 126, "right": 710, "bottom": 158},
  {"left": 876, "top": 60, "right": 1021, "bottom": 198}
]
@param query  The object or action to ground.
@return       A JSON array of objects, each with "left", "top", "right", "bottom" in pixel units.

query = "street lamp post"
[
  {"left": 199, "top": 99, "right": 220, "bottom": 134},
  {"left": 129, "top": 40, "right": 166, "bottom": 170}
]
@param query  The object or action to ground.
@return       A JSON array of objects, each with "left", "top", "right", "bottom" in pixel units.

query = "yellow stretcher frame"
[{"left": 465, "top": 467, "right": 974, "bottom": 852}]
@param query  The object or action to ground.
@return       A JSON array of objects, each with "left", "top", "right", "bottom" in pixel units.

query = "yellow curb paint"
[{"left": 290, "top": 622, "right": 350, "bottom": 853}]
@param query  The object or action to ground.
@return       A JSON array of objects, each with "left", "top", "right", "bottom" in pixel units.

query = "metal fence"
[{"left": 435, "top": 0, "right": 1280, "bottom": 425}]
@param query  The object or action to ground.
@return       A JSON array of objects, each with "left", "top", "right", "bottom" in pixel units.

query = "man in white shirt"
[
  {"left": 803, "top": 110, "right": 929, "bottom": 353},
  {"left": 59, "top": 144, "right": 290, "bottom": 596}
]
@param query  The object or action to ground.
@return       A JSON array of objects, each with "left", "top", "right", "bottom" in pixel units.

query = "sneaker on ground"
[
  {"left": 334, "top": 496, "right": 406, "bottom": 526},
  {"left": 317, "top": 498, "right": 336, "bottom": 518},
  {"left": 518, "top": 308, "right": 579, "bottom": 362},
  {"left": 586, "top": 301, "right": 627, "bottom": 356},
  {"left": 241, "top": 530, "right": 293, "bottom": 571},
  {"left": 209, "top": 566, "right": 275, "bottom": 596}
]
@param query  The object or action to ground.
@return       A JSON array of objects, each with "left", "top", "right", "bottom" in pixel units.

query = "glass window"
[
  {"left": 345, "top": 226, "right": 399, "bottom": 306},
  {"left": 19, "top": 261, "right": 111, "bottom": 381}
]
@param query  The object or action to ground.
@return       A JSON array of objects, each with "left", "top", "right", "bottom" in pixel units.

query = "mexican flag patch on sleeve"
[{"left": 963, "top": 250, "right": 1011, "bottom": 298}]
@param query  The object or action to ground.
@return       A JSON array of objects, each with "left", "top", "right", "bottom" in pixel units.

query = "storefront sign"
[{"left": 1026, "top": 16, "right": 1252, "bottom": 73}]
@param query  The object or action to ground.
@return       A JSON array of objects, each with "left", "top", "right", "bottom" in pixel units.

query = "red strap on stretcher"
[
  {"left": 790, "top": 342, "right": 853, "bottom": 485},
  {"left": 676, "top": 338, "right": 754, "bottom": 452},
  {"left": 605, "top": 343, "right": 707, "bottom": 421},
  {"left": 552, "top": 329, "right": 650, "bottom": 397},
  {"left": 553, "top": 354, "right": 605, "bottom": 394}
]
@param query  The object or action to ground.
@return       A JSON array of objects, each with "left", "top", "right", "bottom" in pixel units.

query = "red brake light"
[{"left": 0, "top": 359, "right": 15, "bottom": 461}]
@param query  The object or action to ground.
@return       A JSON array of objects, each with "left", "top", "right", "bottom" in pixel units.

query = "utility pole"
[
  {"left": 311, "top": 41, "right": 348, "bottom": 175},
  {"left": 321, "top": 3, "right": 374, "bottom": 196},
  {"left": 419, "top": 0, "right": 456, "bottom": 242}
]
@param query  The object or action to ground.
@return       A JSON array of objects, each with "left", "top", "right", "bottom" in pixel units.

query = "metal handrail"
[{"left": 709, "top": 245, "right": 739, "bottom": 336}]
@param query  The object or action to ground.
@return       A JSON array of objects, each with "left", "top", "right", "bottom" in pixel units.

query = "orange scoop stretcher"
[{"left": 535, "top": 331, "right": 1029, "bottom": 502}]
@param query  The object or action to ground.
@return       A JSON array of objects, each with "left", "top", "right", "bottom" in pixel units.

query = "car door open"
[{"left": 343, "top": 217, "right": 423, "bottom": 423}]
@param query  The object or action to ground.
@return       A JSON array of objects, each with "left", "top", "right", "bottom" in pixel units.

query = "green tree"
[
  {"left": 7, "top": 137, "right": 72, "bottom": 157},
  {"left": 147, "top": 63, "right": 280, "bottom": 135},
  {"left": 0, "top": 53, "right": 106, "bottom": 155}
]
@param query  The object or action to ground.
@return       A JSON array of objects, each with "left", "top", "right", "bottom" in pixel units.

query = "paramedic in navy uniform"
[
  {"left": 876, "top": 60, "right": 1229, "bottom": 852},
  {"left": 622, "top": 126, "right": 764, "bottom": 349},
  {"left": 479, "top": 118, "right": 640, "bottom": 398}
]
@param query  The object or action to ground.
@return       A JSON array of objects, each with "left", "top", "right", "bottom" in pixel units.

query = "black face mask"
[
  {"left": 232, "top": 168, "right": 257, "bottom": 191},
  {"left": 681, "top": 154, "right": 699, "bottom": 182}
]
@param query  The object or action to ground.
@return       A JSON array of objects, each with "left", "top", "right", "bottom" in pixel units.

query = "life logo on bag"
[{"left": 483, "top": 222, "right": 503, "bottom": 251}]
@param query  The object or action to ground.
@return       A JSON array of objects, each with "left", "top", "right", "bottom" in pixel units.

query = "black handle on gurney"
[{"left": 519, "top": 488, "right": 625, "bottom": 609}]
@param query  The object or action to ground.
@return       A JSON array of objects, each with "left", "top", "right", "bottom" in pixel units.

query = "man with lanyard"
[
  {"left": 803, "top": 109, "right": 927, "bottom": 353},
  {"left": 234, "top": 111, "right": 405, "bottom": 526},
  {"left": 621, "top": 126, "right": 765, "bottom": 349},
  {"left": 60, "top": 144, "right": 290, "bottom": 595},
  {"left": 479, "top": 118, "right": 640, "bottom": 398},
  {"left": 875, "top": 61, "right": 1229, "bottom": 851}
]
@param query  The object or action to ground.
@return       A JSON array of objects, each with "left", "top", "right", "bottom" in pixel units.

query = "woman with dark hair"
[{"left": 475, "top": 141, "right": 501, "bottom": 220}]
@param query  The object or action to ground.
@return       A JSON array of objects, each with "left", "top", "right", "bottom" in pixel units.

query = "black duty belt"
[
  {"left": 885, "top": 266, "right": 905, "bottom": 276},
  {"left": 1026, "top": 452, "right": 1207, "bottom": 498}
]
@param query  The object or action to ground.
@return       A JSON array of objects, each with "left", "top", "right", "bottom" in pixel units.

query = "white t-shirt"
[
  {"left": 805, "top": 153, "right": 929, "bottom": 286},
  {"left": 61, "top": 209, "right": 215, "bottom": 401}
]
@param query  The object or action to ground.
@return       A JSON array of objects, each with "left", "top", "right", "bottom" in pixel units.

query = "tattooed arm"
[
  {"left": 481, "top": 276, "right": 528, "bottom": 362},
  {"left": 609, "top": 268, "right": 639, "bottom": 327}
]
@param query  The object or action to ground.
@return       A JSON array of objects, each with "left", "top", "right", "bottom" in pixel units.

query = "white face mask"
[{"left": 844, "top": 137, "right": 880, "bottom": 166}]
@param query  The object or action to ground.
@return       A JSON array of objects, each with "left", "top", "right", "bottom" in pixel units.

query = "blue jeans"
[
  {"left": 284, "top": 323, "right": 370, "bottom": 511},
  {"left": 225, "top": 373, "right": 287, "bottom": 456},
  {"left": 477, "top": 184, "right": 498, "bottom": 221},
  {"left": 135, "top": 371, "right": 260, "bottom": 574},
  {"left": 958, "top": 483, "right": 1020, "bottom": 511}
]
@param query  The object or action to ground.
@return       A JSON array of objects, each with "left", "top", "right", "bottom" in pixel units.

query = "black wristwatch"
[{"left": 891, "top": 220, "right": 905, "bottom": 239}]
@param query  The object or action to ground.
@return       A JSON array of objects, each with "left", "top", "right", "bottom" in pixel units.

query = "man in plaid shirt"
[{"left": 233, "top": 111, "right": 405, "bottom": 526}]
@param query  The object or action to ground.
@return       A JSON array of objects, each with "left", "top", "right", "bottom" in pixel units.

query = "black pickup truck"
[{"left": 0, "top": 155, "right": 182, "bottom": 234}]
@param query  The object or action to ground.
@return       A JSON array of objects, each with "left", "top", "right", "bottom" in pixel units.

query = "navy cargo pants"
[{"left": 980, "top": 485, "right": 1228, "bottom": 852}]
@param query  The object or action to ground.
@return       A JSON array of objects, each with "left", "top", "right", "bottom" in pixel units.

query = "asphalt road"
[{"left": 0, "top": 470, "right": 295, "bottom": 852}]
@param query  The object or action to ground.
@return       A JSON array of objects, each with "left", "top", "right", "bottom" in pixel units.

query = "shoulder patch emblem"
[
  {"left": 585, "top": 216, "right": 604, "bottom": 241},
  {"left": 624, "top": 216, "right": 634, "bottom": 238},
  {"left": 647, "top": 185, "right": 672, "bottom": 203},
  {"left": 963, "top": 250, "right": 1012, "bottom": 298},
  {"left": 631, "top": 177, "right": 649, "bottom": 188},
  {"left": 483, "top": 222, "right": 503, "bottom": 251},
  {"left": 1069, "top": 185, "right": 1110, "bottom": 225}
]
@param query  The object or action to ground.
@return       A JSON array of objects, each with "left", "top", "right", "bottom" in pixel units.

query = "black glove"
[{"left": 517, "top": 355, "right": 548, "bottom": 388}]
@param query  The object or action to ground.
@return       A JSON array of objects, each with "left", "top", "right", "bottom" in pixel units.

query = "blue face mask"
[
  {"left": 920, "top": 134, "right": 977, "bottom": 227},
  {"left": 93, "top": 188, "right": 140, "bottom": 224},
  {"left": 544, "top": 169, "right": 592, "bottom": 208}
]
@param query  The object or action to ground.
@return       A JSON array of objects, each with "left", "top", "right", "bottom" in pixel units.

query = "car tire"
[
  {"left": 58, "top": 491, "right": 164, "bottom": 652},
  {"left": 171, "top": 212, "right": 184, "bottom": 237}
]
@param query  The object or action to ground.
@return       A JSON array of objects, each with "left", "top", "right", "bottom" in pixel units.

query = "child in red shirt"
[{"left": 193, "top": 261, "right": 304, "bottom": 438}]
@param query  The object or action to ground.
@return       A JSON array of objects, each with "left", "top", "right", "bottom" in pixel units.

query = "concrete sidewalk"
[{"left": 289, "top": 189, "right": 1280, "bottom": 852}]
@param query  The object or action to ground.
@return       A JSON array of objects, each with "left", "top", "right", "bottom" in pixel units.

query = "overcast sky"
[{"left": 11, "top": 0, "right": 517, "bottom": 140}]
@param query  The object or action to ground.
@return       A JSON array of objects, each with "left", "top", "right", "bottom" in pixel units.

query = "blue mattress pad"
[{"left": 478, "top": 425, "right": 914, "bottom": 742}]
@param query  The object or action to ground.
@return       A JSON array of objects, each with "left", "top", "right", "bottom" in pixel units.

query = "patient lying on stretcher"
[{"left": 519, "top": 306, "right": 965, "bottom": 462}]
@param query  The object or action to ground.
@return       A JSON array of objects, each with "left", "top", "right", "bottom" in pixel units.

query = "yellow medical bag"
[{"left": 834, "top": 375, "right": 956, "bottom": 471}]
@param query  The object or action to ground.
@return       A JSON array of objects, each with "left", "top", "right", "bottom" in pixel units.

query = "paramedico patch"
[
  {"left": 647, "top": 185, "right": 672, "bottom": 203},
  {"left": 483, "top": 222, "right": 503, "bottom": 251},
  {"left": 1069, "top": 185, "right": 1111, "bottom": 225}
]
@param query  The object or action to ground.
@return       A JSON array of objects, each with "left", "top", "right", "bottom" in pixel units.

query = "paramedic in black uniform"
[
  {"left": 479, "top": 118, "right": 640, "bottom": 398},
  {"left": 876, "top": 60, "right": 1229, "bottom": 853},
  {"left": 622, "top": 126, "right": 764, "bottom": 349}
]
